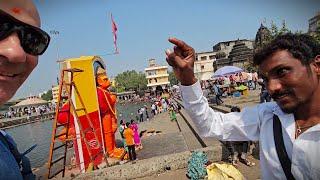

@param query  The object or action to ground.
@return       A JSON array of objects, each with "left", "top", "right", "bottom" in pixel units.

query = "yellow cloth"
[
  {"left": 235, "top": 85, "right": 247, "bottom": 91},
  {"left": 206, "top": 163, "right": 244, "bottom": 180}
]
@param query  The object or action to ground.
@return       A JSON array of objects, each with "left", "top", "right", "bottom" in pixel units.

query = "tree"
[
  {"left": 168, "top": 71, "right": 179, "bottom": 85},
  {"left": 115, "top": 70, "right": 147, "bottom": 92},
  {"left": 270, "top": 20, "right": 279, "bottom": 38},
  {"left": 41, "top": 90, "right": 53, "bottom": 101},
  {"left": 270, "top": 20, "right": 290, "bottom": 40},
  {"left": 279, "top": 20, "right": 290, "bottom": 35}
]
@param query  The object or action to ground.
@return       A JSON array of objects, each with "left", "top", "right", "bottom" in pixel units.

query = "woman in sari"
[{"left": 130, "top": 119, "right": 142, "bottom": 150}]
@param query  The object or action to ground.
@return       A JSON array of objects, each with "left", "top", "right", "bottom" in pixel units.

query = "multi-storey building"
[
  {"left": 194, "top": 51, "right": 216, "bottom": 81},
  {"left": 309, "top": 11, "right": 320, "bottom": 34},
  {"left": 51, "top": 85, "right": 59, "bottom": 104},
  {"left": 145, "top": 59, "right": 170, "bottom": 91}
]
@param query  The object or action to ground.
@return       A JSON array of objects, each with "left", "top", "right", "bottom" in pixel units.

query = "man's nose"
[
  {"left": 267, "top": 79, "right": 282, "bottom": 94},
  {"left": 0, "top": 33, "right": 27, "bottom": 63}
]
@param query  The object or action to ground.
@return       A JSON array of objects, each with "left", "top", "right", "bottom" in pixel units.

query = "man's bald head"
[
  {"left": 0, "top": 0, "right": 43, "bottom": 105},
  {"left": 0, "top": 0, "right": 40, "bottom": 27}
]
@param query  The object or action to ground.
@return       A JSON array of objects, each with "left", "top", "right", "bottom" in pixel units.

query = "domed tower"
[{"left": 255, "top": 23, "right": 271, "bottom": 49}]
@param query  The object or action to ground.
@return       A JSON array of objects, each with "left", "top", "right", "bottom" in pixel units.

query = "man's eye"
[{"left": 277, "top": 68, "right": 289, "bottom": 77}]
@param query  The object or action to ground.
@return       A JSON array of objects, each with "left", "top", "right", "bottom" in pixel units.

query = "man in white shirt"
[{"left": 165, "top": 33, "right": 320, "bottom": 179}]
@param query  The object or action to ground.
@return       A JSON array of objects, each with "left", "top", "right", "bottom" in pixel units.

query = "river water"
[{"left": 3, "top": 102, "right": 150, "bottom": 168}]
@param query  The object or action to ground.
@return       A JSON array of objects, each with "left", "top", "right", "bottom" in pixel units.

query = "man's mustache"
[{"left": 271, "top": 89, "right": 294, "bottom": 100}]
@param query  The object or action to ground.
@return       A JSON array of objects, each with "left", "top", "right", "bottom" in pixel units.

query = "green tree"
[
  {"left": 270, "top": 21, "right": 279, "bottom": 38},
  {"left": 115, "top": 70, "right": 147, "bottom": 92},
  {"left": 41, "top": 90, "right": 53, "bottom": 101},
  {"left": 279, "top": 20, "right": 290, "bottom": 35},
  {"left": 270, "top": 20, "right": 290, "bottom": 40},
  {"left": 168, "top": 71, "right": 179, "bottom": 85}
]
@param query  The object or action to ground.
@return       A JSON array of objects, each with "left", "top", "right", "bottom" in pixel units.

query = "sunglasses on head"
[{"left": 0, "top": 9, "right": 50, "bottom": 55}]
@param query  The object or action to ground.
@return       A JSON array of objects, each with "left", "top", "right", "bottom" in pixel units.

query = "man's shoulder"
[
  {"left": 255, "top": 101, "right": 278, "bottom": 112},
  {"left": 241, "top": 102, "right": 278, "bottom": 119},
  {"left": 0, "top": 131, "right": 16, "bottom": 147},
  {"left": 253, "top": 102, "right": 280, "bottom": 121}
]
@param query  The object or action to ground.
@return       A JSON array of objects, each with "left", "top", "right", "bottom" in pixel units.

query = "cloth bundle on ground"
[
  {"left": 206, "top": 163, "right": 244, "bottom": 180},
  {"left": 187, "top": 151, "right": 208, "bottom": 180}
]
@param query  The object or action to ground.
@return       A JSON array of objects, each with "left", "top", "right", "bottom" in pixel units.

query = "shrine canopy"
[{"left": 10, "top": 96, "right": 48, "bottom": 111}]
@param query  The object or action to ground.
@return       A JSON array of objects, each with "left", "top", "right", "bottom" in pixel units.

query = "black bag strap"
[{"left": 273, "top": 115, "right": 295, "bottom": 180}]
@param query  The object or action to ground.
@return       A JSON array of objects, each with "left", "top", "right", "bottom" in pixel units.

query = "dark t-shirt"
[{"left": 0, "top": 131, "right": 23, "bottom": 180}]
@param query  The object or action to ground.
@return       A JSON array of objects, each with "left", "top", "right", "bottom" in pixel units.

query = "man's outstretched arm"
[{"left": 166, "top": 38, "right": 261, "bottom": 141}]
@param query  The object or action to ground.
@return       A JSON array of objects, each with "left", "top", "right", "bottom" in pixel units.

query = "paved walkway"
[{"left": 119, "top": 110, "right": 204, "bottom": 160}]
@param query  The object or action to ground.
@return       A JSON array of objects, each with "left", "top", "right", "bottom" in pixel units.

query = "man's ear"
[{"left": 313, "top": 55, "right": 320, "bottom": 75}]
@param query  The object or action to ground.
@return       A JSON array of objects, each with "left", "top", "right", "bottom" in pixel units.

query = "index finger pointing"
[{"left": 168, "top": 37, "right": 192, "bottom": 52}]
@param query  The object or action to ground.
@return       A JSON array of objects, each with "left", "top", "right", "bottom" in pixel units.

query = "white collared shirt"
[{"left": 180, "top": 81, "right": 320, "bottom": 180}]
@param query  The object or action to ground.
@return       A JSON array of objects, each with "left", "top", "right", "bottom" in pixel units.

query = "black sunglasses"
[{"left": 0, "top": 10, "right": 50, "bottom": 55}]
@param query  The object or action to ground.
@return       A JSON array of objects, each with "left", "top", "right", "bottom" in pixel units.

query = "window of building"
[
  {"left": 148, "top": 70, "right": 156, "bottom": 76},
  {"left": 201, "top": 65, "right": 205, "bottom": 70},
  {"left": 154, "top": 78, "right": 157, "bottom": 83},
  {"left": 209, "top": 55, "right": 216, "bottom": 59},
  {"left": 200, "top": 56, "right": 207, "bottom": 60}
]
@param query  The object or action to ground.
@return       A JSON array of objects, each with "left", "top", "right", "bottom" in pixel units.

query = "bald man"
[{"left": 0, "top": 0, "right": 50, "bottom": 179}]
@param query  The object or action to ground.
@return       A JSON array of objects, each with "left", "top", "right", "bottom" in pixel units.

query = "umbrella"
[{"left": 212, "top": 66, "right": 243, "bottom": 78}]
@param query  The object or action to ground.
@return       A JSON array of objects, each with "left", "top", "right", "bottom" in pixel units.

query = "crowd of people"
[
  {"left": 200, "top": 71, "right": 271, "bottom": 105},
  {"left": 1, "top": 104, "right": 54, "bottom": 119}
]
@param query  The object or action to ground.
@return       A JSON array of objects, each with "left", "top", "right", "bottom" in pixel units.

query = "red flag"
[{"left": 111, "top": 13, "right": 118, "bottom": 54}]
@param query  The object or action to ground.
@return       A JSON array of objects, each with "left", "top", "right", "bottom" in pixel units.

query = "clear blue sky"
[{"left": 14, "top": 0, "right": 320, "bottom": 99}]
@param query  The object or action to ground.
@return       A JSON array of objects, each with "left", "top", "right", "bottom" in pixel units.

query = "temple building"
[
  {"left": 255, "top": 23, "right": 271, "bottom": 50},
  {"left": 213, "top": 39, "right": 254, "bottom": 69},
  {"left": 227, "top": 40, "right": 254, "bottom": 69}
]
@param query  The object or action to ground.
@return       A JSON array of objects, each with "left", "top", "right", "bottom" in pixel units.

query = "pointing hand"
[{"left": 165, "top": 38, "right": 197, "bottom": 86}]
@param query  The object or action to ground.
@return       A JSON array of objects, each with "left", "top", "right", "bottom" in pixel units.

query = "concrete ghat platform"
[
  {"left": 71, "top": 93, "right": 262, "bottom": 179},
  {"left": 74, "top": 146, "right": 222, "bottom": 180}
]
